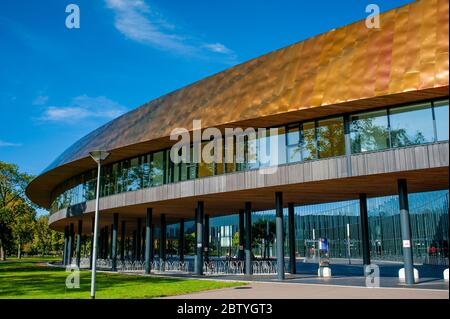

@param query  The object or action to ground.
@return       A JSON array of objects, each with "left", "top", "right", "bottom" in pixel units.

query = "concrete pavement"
[{"left": 163, "top": 281, "right": 449, "bottom": 299}]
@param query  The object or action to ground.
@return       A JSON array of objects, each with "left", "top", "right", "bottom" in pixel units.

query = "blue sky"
[{"left": 0, "top": 0, "right": 413, "bottom": 176}]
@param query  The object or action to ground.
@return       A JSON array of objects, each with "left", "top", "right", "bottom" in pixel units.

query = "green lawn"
[{"left": 0, "top": 260, "right": 245, "bottom": 299}]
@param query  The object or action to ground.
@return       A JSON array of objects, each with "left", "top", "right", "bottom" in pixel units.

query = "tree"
[
  {"left": 31, "top": 215, "right": 63, "bottom": 256},
  {"left": 11, "top": 200, "right": 35, "bottom": 258},
  {"left": 252, "top": 219, "right": 275, "bottom": 259},
  {"left": 0, "top": 161, "right": 34, "bottom": 260}
]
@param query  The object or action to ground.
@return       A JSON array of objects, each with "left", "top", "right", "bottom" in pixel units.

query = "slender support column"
[
  {"left": 288, "top": 203, "right": 296, "bottom": 274},
  {"left": 68, "top": 223, "right": 74, "bottom": 265},
  {"left": 238, "top": 209, "right": 245, "bottom": 262},
  {"left": 275, "top": 192, "right": 285, "bottom": 280},
  {"left": 204, "top": 214, "right": 210, "bottom": 262},
  {"left": 76, "top": 220, "right": 83, "bottom": 268},
  {"left": 160, "top": 214, "right": 166, "bottom": 263},
  {"left": 141, "top": 226, "right": 146, "bottom": 261},
  {"left": 110, "top": 224, "right": 114, "bottom": 258},
  {"left": 103, "top": 226, "right": 109, "bottom": 259},
  {"left": 99, "top": 228, "right": 104, "bottom": 259},
  {"left": 244, "top": 202, "right": 252, "bottom": 275},
  {"left": 136, "top": 218, "right": 142, "bottom": 261},
  {"left": 63, "top": 226, "right": 69, "bottom": 265},
  {"left": 132, "top": 230, "right": 136, "bottom": 261},
  {"left": 195, "top": 202, "right": 204, "bottom": 275},
  {"left": 120, "top": 221, "right": 125, "bottom": 261},
  {"left": 150, "top": 224, "right": 154, "bottom": 262},
  {"left": 179, "top": 219, "right": 185, "bottom": 262},
  {"left": 145, "top": 208, "right": 153, "bottom": 274},
  {"left": 359, "top": 193, "right": 371, "bottom": 266},
  {"left": 111, "top": 214, "right": 118, "bottom": 271},
  {"left": 89, "top": 217, "right": 94, "bottom": 269},
  {"left": 398, "top": 179, "right": 415, "bottom": 284}
]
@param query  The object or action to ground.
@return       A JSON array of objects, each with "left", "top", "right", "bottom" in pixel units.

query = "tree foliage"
[{"left": 0, "top": 161, "right": 62, "bottom": 260}]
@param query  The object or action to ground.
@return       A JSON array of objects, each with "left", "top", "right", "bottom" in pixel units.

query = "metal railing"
[{"left": 203, "top": 260, "right": 286, "bottom": 275}]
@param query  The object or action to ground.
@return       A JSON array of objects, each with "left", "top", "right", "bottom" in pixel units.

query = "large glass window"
[
  {"left": 317, "top": 117, "right": 345, "bottom": 158},
  {"left": 150, "top": 151, "right": 164, "bottom": 186},
  {"left": 389, "top": 103, "right": 434, "bottom": 147},
  {"left": 301, "top": 121, "right": 317, "bottom": 161},
  {"left": 286, "top": 125, "right": 301, "bottom": 163},
  {"left": 350, "top": 109, "right": 389, "bottom": 153},
  {"left": 198, "top": 142, "right": 215, "bottom": 178},
  {"left": 434, "top": 100, "right": 449, "bottom": 141},
  {"left": 127, "top": 157, "right": 141, "bottom": 191}
]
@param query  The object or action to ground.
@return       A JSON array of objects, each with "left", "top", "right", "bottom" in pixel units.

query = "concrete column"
[
  {"left": 63, "top": 226, "right": 69, "bottom": 265},
  {"left": 179, "top": 219, "right": 185, "bottom": 262},
  {"left": 195, "top": 202, "right": 204, "bottom": 275},
  {"left": 288, "top": 203, "right": 296, "bottom": 274},
  {"left": 103, "top": 226, "right": 109, "bottom": 259},
  {"left": 238, "top": 209, "right": 245, "bottom": 261},
  {"left": 68, "top": 223, "right": 74, "bottom": 265},
  {"left": 111, "top": 214, "right": 118, "bottom": 271},
  {"left": 132, "top": 230, "right": 136, "bottom": 261},
  {"left": 275, "top": 192, "right": 285, "bottom": 280},
  {"left": 141, "top": 226, "right": 146, "bottom": 261},
  {"left": 398, "top": 179, "right": 415, "bottom": 284},
  {"left": 204, "top": 214, "right": 210, "bottom": 262},
  {"left": 160, "top": 214, "right": 166, "bottom": 264},
  {"left": 89, "top": 217, "right": 94, "bottom": 269},
  {"left": 150, "top": 224, "right": 155, "bottom": 262},
  {"left": 120, "top": 221, "right": 125, "bottom": 261},
  {"left": 76, "top": 220, "right": 82, "bottom": 268},
  {"left": 145, "top": 208, "right": 153, "bottom": 274},
  {"left": 244, "top": 202, "right": 252, "bottom": 275},
  {"left": 359, "top": 193, "right": 371, "bottom": 266},
  {"left": 136, "top": 218, "right": 142, "bottom": 261},
  {"left": 110, "top": 224, "right": 114, "bottom": 258}
]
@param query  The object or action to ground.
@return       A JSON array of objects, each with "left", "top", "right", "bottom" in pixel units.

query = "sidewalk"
[{"left": 163, "top": 281, "right": 449, "bottom": 299}]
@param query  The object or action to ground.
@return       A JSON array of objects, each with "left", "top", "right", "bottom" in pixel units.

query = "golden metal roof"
[{"left": 27, "top": 0, "right": 449, "bottom": 208}]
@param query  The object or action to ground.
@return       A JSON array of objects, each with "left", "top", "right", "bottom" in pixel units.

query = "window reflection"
[
  {"left": 434, "top": 100, "right": 449, "bottom": 141},
  {"left": 286, "top": 125, "right": 301, "bottom": 163},
  {"left": 151, "top": 151, "right": 164, "bottom": 186},
  {"left": 389, "top": 103, "right": 434, "bottom": 147},
  {"left": 350, "top": 109, "right": 389, "bottom": 153},
  {"left": 317, "top": 117, "right": 345, "bottom": 158},
  {"left": 302, "top": 121, "right": 317, "bottom": 161}
]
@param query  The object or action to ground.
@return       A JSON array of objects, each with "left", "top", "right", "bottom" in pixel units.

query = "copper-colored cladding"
[{"left": 26, "top": 0, "right": 449, "bottom": 208}]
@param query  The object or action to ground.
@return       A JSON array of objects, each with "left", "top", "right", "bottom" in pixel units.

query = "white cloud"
[
  {"left": 0, "top": 140, "right": 22, "bottom": 147},
  {"left": 40, "top": 95, "right": 127, "bottom": 123},
  {"left": 32, "top": 95, "right": 49, "bottom": 105},
  {"left": 203, "top": 43, "right": 232, "bottom": 54},
  {"left": 105, "top": 0, "right": 236, "bottom": 61}
]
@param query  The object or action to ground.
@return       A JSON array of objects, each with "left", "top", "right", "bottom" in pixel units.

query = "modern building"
[{"left": 26, "top": 0, "right": 449, "bottom": 283}]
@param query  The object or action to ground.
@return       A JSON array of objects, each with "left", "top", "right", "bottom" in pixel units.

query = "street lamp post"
[{"left": 89, "top": 150, "right": 110, "bottom": 299}]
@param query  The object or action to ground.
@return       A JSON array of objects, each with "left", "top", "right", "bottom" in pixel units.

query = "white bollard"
[
  {"left": 444, "top": 269, "right": 449, "bottom": 281},
  {"left": 318, "top": 266, "right": 332, "bottom": 277},
  {"left": 398, "top": 268, "right": 419, "bottom": 282}
]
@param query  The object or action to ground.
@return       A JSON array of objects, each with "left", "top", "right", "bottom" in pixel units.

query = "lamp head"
[{"left": 89, "top": 150, "right": 110, "bottom": 163}]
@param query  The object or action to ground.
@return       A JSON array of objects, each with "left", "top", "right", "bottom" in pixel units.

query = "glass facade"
[
  {"left": 50, "top": 98, "right": 449, "bottom": 213},
  {"left": 160, "top": 190, "right": 448, "bottom": 264}
]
